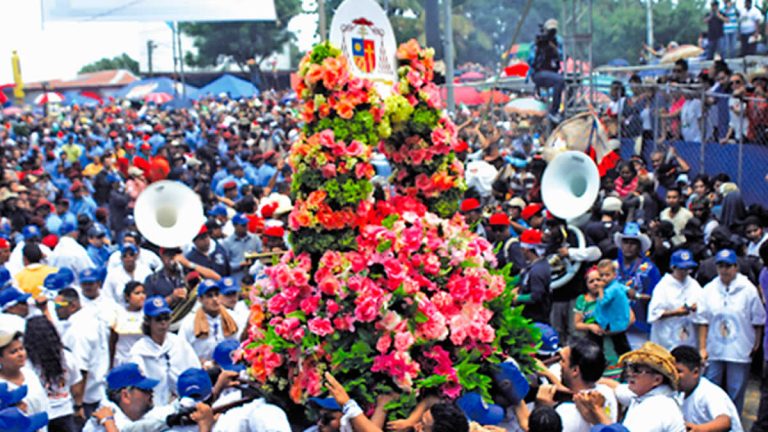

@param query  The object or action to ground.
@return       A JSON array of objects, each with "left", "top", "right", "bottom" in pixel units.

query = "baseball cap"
[
  {"left": 121, "top": 244, "right": 139, "bottom": 256},
  {"left": 177, "top": 368, "right": 213, "bottom": 401},
  {"left": 0, "top": 238, "right": 9, "bottom": 250},
  {"left": 601, "top": 197, "right": 623, "bottom": 214},
  {"left": 232, "top": 213, "right": 248, "bottom": 226},
  {"left": 519, "top": 229, "right": 544, "bottom": 249},
  {"left": 21, "top": 226, "right": 40, "bottom": 240},
  {"left": 457, "top": 392, "right": 505, "bottom": 426},
  {"left": 217, "top": 277, "right": 239, "bottom": 296},
  {"left": 591, "top": 424, "right": 631, "bottom": 432},
  {"left": 42, "top": 273, "right": 68, "bottom": 292},
  {"left": 143, "top": 296, "right": 172, "bottom": 317},
  {"left": 489, "top": 213, "right": 511, "bottom": 226},
  {"left": 715, "top": 249, "right": 737, "bottom": 265},
  {"left": 79, "top": 268, "right": 103, "bottom": 284},
  {"left": 0, "top": 383, "right": 27, "bottom": 409},
  {"left": 212, "top": 339, "right": 245, "bottom": 372},
  {"left": 0, "top": 289, "right": 30, "bottom": 312},
  {"left": 460, "top": 198, "right": 481, "bottom": 213},
  {"left": 0, "top": 326, "right": 18, "bottom": 349},
  {"left": 534, "top": 323, "right": 560, "bottom": 355},
  {"left": 506, "top": 197, "right": 526, "bottom": 209},
  {"left": 197, "top": 279, "right": 220, "bottom": 297},
  {"left": 492, "top": 359, "right": 530, "bottom": 405},
  {"left": 0, "top": 407, "right": 49, "bottom": 432},
  {"left": 87, "top": 226, "right": 106, "bottom": 238},
  {"left": 59, "top": 222, "right": 77, "bottom": 236},
  {"left": 308, "top": 397, "right": 341, "bottom": 411},
  {"left": 56, "top": 268, "right": 76, "bottom": 287},
  {"left": 106, "top": 363, "right": 159, "bottom": 392},
  {"left": 670, "top": 249, "right": 697, "bottom": 269},
  {"left": 521, "top": 203, "right": 544, "bottom": 221},
  {"left": 208, "top": 205, "right": 227, "bottom": 217}
]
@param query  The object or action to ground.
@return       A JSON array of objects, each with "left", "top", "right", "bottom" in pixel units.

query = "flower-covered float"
[{"left": 241, "top": 41, "right": 540, "bottom": 419}]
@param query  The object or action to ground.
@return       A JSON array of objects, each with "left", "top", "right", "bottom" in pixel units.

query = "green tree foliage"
[
  {"left": 179, "top": 0, "right": 302, "bottom": 72},
  {"left": 78, "top": 53, "right": 140, "bottom": 75}
]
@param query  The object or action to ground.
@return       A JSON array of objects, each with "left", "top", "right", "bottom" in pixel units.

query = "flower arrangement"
[
  {"left": 241, "top": 40, "right": 540, "bottom": 420},
  {"left": 379, "top": 39, "right": 466, "bottom": 218},
  {"left": 289, "top": 43, "right": 381, "bottom": 255},
  {"left": 244, "top": 197, "right": 540, "bottom": 416}
]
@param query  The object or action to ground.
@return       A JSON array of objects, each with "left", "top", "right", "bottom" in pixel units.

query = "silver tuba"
[
  {"left": 134, "top": 180, "right": 206, "bottom": 248},
  {"left": 541, "top": 151, "right": 600, "bottom": 289}
]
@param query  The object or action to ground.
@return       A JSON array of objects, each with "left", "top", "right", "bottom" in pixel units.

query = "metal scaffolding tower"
[{"left": 560, "top": 0, "right": 594, "bottom": 116}]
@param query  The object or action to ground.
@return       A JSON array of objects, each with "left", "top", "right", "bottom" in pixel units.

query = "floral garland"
[
  {"left": 289, "top": 43, "right": 381, "bottom": 255},
  {"left": 379, "top": 40, "right": 466, "bottom": 218}
]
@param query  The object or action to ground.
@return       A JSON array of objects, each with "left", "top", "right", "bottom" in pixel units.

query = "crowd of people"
[{"left": 0, "top": 67, "right": 766, "bottom": 432}]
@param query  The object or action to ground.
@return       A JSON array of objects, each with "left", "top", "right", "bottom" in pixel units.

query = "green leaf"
[{"left": 377, "top": 239, "right": 393, "bottom": 253}]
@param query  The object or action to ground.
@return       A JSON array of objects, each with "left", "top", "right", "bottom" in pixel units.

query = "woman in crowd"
[
  {"left": 613, "top": 161, "right": 639, "bottom": 198},
  {"left": 572, "top": 268, "right": 620, "bottom": 377},
  {"left": 109, "top": 281, "right": 146, "bottom": 367},
  {"left": 24, "top": 316, "right": 84, "bottom": 432},
  {"left": 0, "top": 327, "right": 50, "bottom": 423}
]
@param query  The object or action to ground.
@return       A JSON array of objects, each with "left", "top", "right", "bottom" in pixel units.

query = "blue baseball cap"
[
  {"left": 79, "top": 268, "right": 103, "bottom": 284},
  {"left": 0, "top": 288, "right": 30, "bottom": 311},
  {"left": 106, "top": 363, "right": 159, "bottom": 392},
  {"left": 0, "top": 407, "right": 49, "bottom": 432},
  {"left": 106, "top": 173, "right": 122, "bottom": 184},
  {"left": 217, "top": 277, "right": 239, "bottom": 296},
  {"left": 144, "top": 296, "right": 172, "bottom": 317},
  {"left": 208, "top": 205, "right": 227, "bottom": 217},
  {"left": 177, "top": 368, "right": 213, "bottom": 401},
  {"left": 197, "top": 279, "right": 219, "bottom": 297},
  {"left": 59, "top": 222, "right": 77, "bottom": 235},
  {"left": 670, "top": 249, "right": 697, "bottom": 269},
  {"left": 457, "top": 392, "right": 505, "bottom": 426},
  {"left": 0, "top": 383, "right": 27, "bottom": 409},
  {"left": 308, "top": 397, "right": 341, "bottom": 411},
  {"left": 42, "top": 273, "right": 68, "bottom": 292},
  {"left": 56, "top": 268, "right": 76, "bottom": 286},
  {"left": 591, "top": 424, "right": 631, "bottom": 432},
  {"left": 715, "top": 249, "right": 738, "bottom": 265},
  {"left": 21, "top": 226, "right": 40, "bottom": 240},
  {"left": 534, "top": 322, "right": 560, "bottom": 356},
  {"left": 212, "top": 340, "right": 245, "bottom": 372},
  {"left": 232, "top": 213, "right": 248, "bottom": 225},
  {"left": 87, "top": 226, "right": 106, "bottom": 238},
  {"left": 492, "top": 359, "right": 530, "bottom": 405},
  {"left": 121, "top": 244, "right": 139, "bottom": 256}
]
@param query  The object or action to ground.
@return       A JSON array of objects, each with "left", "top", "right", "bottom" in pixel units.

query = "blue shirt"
[
  {"left": 595, "top": 279, "right": 631, "bottom": 333},
  {"left": 615, "top": 253, "right": 662, "bottom": 333},
  {"left": 87, "top": 244, "right": 112, "bottom": 268},
  {"left": 71, "top": 196, "right": 98, "bottom": 219}
]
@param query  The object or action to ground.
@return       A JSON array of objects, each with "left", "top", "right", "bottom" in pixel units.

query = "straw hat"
[{"left": 618, "top": 341, "right": 679, "bottom": 390}]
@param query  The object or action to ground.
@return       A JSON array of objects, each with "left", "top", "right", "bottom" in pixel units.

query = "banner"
[
  {"left": 329, "top": 0, "right": 397, "bottom": 88},
  {"left": 42, "top": 0, "right": 276, "bottom": 22}
]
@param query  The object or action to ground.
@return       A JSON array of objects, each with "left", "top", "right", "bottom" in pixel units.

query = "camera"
[
  {"left": 165, "top": 398, "right": 198, "bottom": 427},
  {"left": 535, "top": 24, "right": 556, "bottom": 48}
]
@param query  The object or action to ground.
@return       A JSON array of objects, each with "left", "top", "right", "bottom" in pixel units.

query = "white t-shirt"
[
  {"left": 739, "top": 7, "right": 763, "bottom": 34},
  {"left": 179, "top": 310, "right": 238, "bottom": 362},
  {"left": 103, "top": 264, "right": 153, "bottom": 308},
  {"left": 681, "top": 99, "right": 702, "bottom": 143},
  {"left": 682, "top": 377, "right": 743, "bottom": 432},
  {"left": 648, "top": 274, "right": 701, "bottom": 351},
  {"left": 48, "top": 237, "right": 96, "bottom": 280},
  {"left": 31, "top": 349, "right": 82, "bottom": 420},
  {"left": 617, "top": 384, "right": 686, "bottom": 432},
  {"left": 212, "top": 393, "right": 292, "bottom": 432},
  {"left": 555, "top": 383, "right": 618, "bottom": 432},
  {"left": 129, "top": 333, "right": 201, "bottom": 405},
  {"left": 111, "top": 308, "right": 144, "bottom": 366},
  {"left": 728, "top": 97, "right": 749, "bottom": 141},
  {"left": 694, "top": 274, "right": 767, "bottom": 363},
  {"left": 61, "top": 306, "right": 110, "bottom": 404},
  {"left": 0, "top": 367, "right": 50, "bottom": 430}
]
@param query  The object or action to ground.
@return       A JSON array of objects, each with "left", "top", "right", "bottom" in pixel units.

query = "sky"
[{"left": 0, "top": 0, "right": 319, "bottom": 84}]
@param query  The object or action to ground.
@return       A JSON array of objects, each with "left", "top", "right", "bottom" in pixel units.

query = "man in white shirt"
[
  {"left": 694, "top": 249, "right": 766, "bottom": 413},
  {"left": 48, "top": 222, "right": 95, "bottom": 280},
  {"left": 55, "top": 287, "right": 111, "bottom": 419},
  {"left": 78, "top": 267, "right": 119, "bottom": 329},
  {"left": 535, "top": 338, "right": 618, "bottom": 432},
  {"left": 103, "top": 244, "right": 153, "bottom": 307},
  {"left": 659, "top": 188, "right": 693, "bottom": 247},
  {"left": 0, "top": 288, "right": 29, "bottom": 334},
  {"left": 218, "top": 277, "right": 249, "bottom": 332},
  {"left": 179, "top": 279, "right": 239, "bottom": 362},
  {"left": 649, "top": 249, "right": 701, "bottom": 351},
  {"left": 671, "top": 345, "right": 743, "bottom": 432},
  {"left": 739, "top": 0, "right": 764, "bottom": 56},
  {"left": 105, "top": 231, "right": 163, "bottom": 272}
]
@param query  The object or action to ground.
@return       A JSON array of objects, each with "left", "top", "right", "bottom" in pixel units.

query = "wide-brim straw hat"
[{"left": 619, "top": 341, "right": 679, "bottom": 390}]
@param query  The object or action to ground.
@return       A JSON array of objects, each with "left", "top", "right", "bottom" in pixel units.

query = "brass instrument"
[{"left": 244, "top": 250, "right": 287, "bottom": 266}]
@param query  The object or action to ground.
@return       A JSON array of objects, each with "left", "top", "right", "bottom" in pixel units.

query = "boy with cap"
[
  {"left": 648, "top": 250, "right": 702, "bottom": 351},
  {"left": 86, "top": 226, "right": 112, "bottom": 268},
  {"left": 217, "top": 277, "right": 249, "bottom": 331},
  {"left": 694, "top": 249, "right": 766, "bottom": 413},
  {"left": 459, "top": 198, "right": 486, "bottom": 239},
  {"left": 103, "top": 244, "right": 153, "bottom": 308},
  {"left": 179, "top": 279, "right": 239, "bottom": 361},
  {"left": 221, "top": 214, "right": 262, "bottom": 284}
]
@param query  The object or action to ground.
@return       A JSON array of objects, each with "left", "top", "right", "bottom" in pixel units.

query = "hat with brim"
[
  {"left": 670, "top": 249, "right": 697, "bottom": 269},
  {"left": 618, "top": 341, "right": 679, "bottom": 390},
  {"left": 212, "top": 339, "right": 245, "bottom": 372},
  {"left": 591, "top": 424, "right": 631, "bottom": 432},
  {"left": 308, "top": 397, "right": 341, "bottom": 411},
  {"left": 457, "top": 392, "right": 505, "bottom": 426},
  {"left": 0, "top": 407, "right": 49, "bottom": 432},
  {"left": 613, "top": 222, "right": 651, "bottom": 253},
  {"left": 0, "top": 383, "right": 27, "bottom": 408}
]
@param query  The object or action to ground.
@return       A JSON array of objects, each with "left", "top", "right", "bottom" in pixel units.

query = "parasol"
[
  {"left": 441, "top": 86, "right": 484, "bottom": 106},
  {"left": 504, "top": 97, "right": 548, "bottom": 116},
  {"left": 480, "top": 89, "right": 510, "bottom": 105},
  {"left": 660, "top": 45, "right": 704, "bottom": 64},
  {"left": 34, "top": 92, "right": 64, "bottom": 105},
  {"left": 459, "top": 71, "right": 485, "bottom": 82},
  {"left": 144, "top": 92, "right": 174, "bottom": 104},
  {"left": 507, "top": 43, "right": 532, "bottom": 61},
  {"left": 504, "top": 62, "right": 530, "bottom": 78}
]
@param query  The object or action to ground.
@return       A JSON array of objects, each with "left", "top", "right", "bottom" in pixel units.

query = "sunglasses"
[
  {"left": 54, "top": 300, "right": 70, "bottom": 308},
  {"left": 626, "top": 363, "right": 658, "bottom": 375},
  {"left": 152, "top": 314, "right": 171, "bottom": 322}
]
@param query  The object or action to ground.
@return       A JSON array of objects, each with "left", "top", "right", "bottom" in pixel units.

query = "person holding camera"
[{"left": 529, "top": 19, "right": 564, "bottom": 123}]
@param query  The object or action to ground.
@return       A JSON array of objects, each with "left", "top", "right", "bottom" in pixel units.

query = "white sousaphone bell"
[
  {"left": 134, "top": 180, "right": 206, "bottom": 248},
  {"left": 540, "top": 151, "right": 600, "bottom": 289}
]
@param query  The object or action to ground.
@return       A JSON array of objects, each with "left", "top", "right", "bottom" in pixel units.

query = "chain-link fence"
[{"left": 563, "top": 80, "right": 768, "bottom": 205}]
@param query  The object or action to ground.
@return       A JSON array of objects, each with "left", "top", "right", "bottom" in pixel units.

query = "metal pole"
[
  {"left": 176, "top": 22, "right": 186, "bottom": 99},
  {"left": 699, "top": 89, "right": 706, "bottom": 173},
  {"left": 147, "top": 40, "right": 155, "bottom": 76},
  {"left": 444, "top": 0, "right": 455, "bottom": 113},
  {"left": 646, "top": 0, "right": 654, "bottom": 48},
  {"left": 738, "top": 99, "right": 745, "bottom": 186},
  {"left": 171, "top": 25, "right": 178, "bottom": 98},
  {"left": 318, "top": 0, "right": 327, "bottom": 42}
]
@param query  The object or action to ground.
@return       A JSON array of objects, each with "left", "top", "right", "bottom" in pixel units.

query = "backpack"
[{"left": 533, "top": 41, "right": 559, "bottom": 73}]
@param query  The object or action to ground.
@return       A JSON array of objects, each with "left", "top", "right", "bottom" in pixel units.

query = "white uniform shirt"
[
  {"left": 232, "top": 301, "right": 250, "bottom": 333},
  {"left": 213, "top": 393, "right": 292, "bottom": 432},
  {"left": 681, "top": 377, "right": 743, "bottom": 432},
  {"left": 694, "top": 273, "right": 767, "bottom": 363},
  {"left": 103, "top": 264, "right": 153, "bottom": 307},
  {"left": 648, "top": 274, "right": 701, "bottom": 351},
  {"left": 31, "top": 349, "right": 82, "bottom": 420},
  {"left": 129, "top": 333, "right": 201, "bottom": 405},
  {"left": 81, "top": 294, "right": 120, "bottom": 333},
  {"left": 617, "top": 384, "right": 686, "bottom": 432},
  {"left": 112, "top": 308, "right": 144, "bottom": 366},
  {"left": 179, "top": 310, "right": 238, "bottom": 361},
  {"left": 739, "top": 6, "right": 764, "bottom": 34},
  {"left": 555, "top": 384, "right": 618, "bottom": 432},
  {"left": 8, "top": 242, "right": 53, "bottom": 277},
  {"left": 82, "top": 400, "right": 136, "bottom": 432},
  {"left": 106, "top": 248, "right": 162, "bottom": 272},
  {"left": 48, "top": 237, "right": 95, "bottom": 279},
  {"left": 0, "top": 367, "right": 50, "bottom": 430},
  {"left": 61, "top": 306, "right": 110, "bottom": 404}
]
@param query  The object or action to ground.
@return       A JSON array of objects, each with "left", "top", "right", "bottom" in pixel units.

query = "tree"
[
  {"left": 79, "top": 53, "right": 140, "bottom": 75},
  {"left": 180, "top": 0, "right": 302, "bottom": 77}
]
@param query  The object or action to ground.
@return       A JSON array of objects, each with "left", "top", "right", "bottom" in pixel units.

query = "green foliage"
[
  {"left": 78, "top": 53, "right": 140, "bottom": 75},
  {"left": 180, "top": 0, "right": 302, "bottom": 71},
  {"left": 288, "top": 228, "right": 358, "bottom": 255}
]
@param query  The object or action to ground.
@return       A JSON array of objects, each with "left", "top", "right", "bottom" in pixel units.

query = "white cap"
[{"left": 601, "top": 197, "right": 623, "bottom": 214}]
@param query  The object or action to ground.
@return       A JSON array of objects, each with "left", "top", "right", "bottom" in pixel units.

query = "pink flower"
[
  {"left": 378, "top": 311, "right": 404, "bottom": 332},
  {"left": 319, "top": 277, "right": 340, "bottom": 296},
  {"left": 326, "top": 299, "right": 340, "bottom": 316},
  {"left": 267, "top": 294, "right": 287, "bottom": 314},
  {"left": 394, "top": 331, "right": 415, "bottom": 352},
  {"left": 333, "top": 315, "right": 356, "bottom": 332},
  {"left": 319, "top": 130, "right": 336, "bottom": 148},
  {"left": 346, "top": 140, "right": 364, "bottom": 157},
  {"left": 300, "top": 295, "right": 320, "bottom": 314},
  {"left": 354, "top": 295, "right": 380, "bottom": 323},
  {"left": 308, "top": 317, "right": 334, "bottom": 336},
  {"left": 376, "top": 333, "right": 392, "bottom": 353},
  {"left": 321, "top": 163, "right": 337, "bottom": 178}
]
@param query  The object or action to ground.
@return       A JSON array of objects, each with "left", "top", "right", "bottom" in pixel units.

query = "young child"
[{"left": 594, "top": 259, "right": 632, "bottom": 355}]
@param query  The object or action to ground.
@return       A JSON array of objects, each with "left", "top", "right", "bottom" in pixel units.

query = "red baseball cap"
[
  {"left": 0, "top": 238, "right": 9, "bottom": 249},
  {"left": 489, "top": 212, "right": 511, "bottom": 226},
  {"left": 264, "top": 226, "right": 285, "bottom": 238},
  {"left": 460, "top": 198, "right": 481, "bottom": 213},
  {"left": 521, "top": 203, "right": 544, "bottom": 221},
  {"left": 520, "top": 229, "right": 543, "bottom": 247},
  {"left": 223, "top": 181, "right": 237, "bottom": 190}
]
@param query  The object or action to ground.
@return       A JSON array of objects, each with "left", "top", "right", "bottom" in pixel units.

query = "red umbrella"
[
  {"left": 459, "top": 71, "right": 485, "bottom": 82},
  {"left": 504, "top": 62, "right": 530, "bottom": 78},
  {"left": 81, "top": 91, "right": 103, "bottom": 105},
  {"left": 440, "top": 86, "right": 484, "bottom": 106},
  {"left": 144, "top": 92, "right": 173, "bottom": 104},
  {"left": 480, "top": 89, "right": 510, "bottom": 104},
  {"left": 34, "top": 92, "right": 64, "bottom": 105}
]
